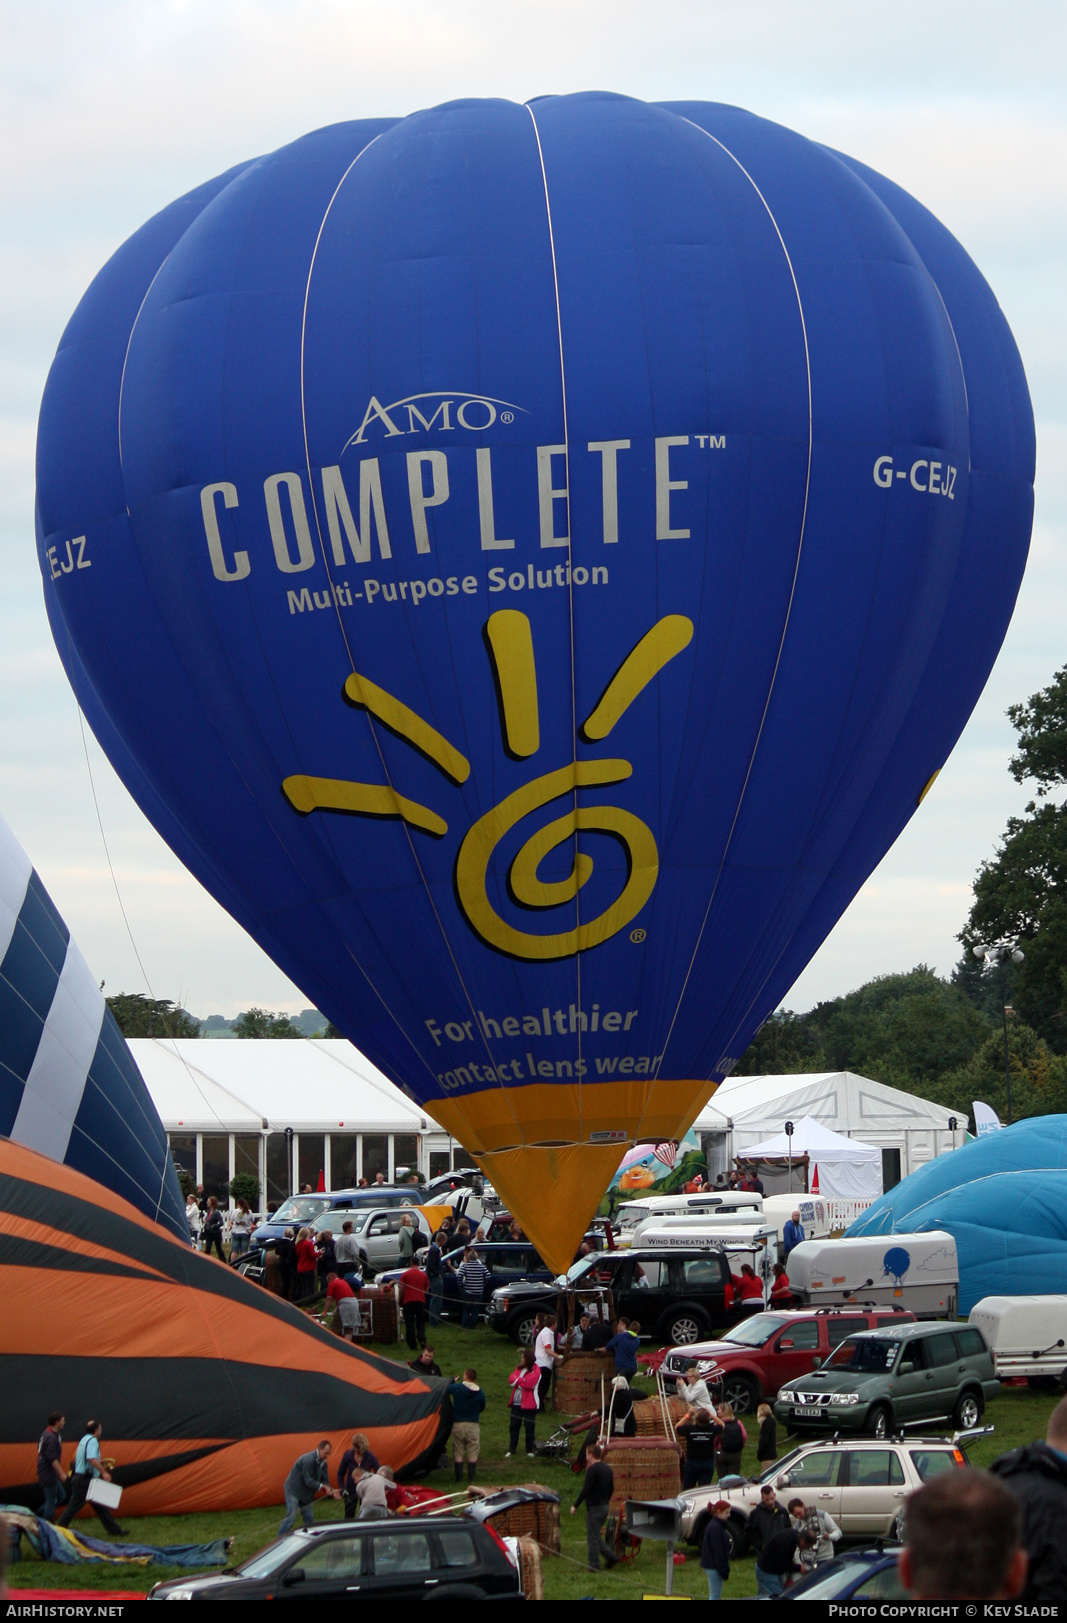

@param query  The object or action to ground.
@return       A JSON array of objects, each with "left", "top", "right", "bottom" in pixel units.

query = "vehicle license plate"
[{"left": 794, "top": 1405, "right": 822, "bottom": 1418}]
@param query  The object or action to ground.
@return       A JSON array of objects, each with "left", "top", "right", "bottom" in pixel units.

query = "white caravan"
[
  {"left": 785, "top": 1232, "right": 958, "bottom": 1318},
  {"left": 615, "top": 1190, "right": 762, "bottom": 1243},
  {"left": 969, "top": 1296, "right": 1067, "bottom": 1384}
]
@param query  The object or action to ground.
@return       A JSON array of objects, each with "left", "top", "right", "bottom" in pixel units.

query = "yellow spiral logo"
[
  {"left": 281, "top": 609, "right": 691, "bottom": 962},
  {"left": 455, "top": 759, "right": 658, "bottom": 960}
]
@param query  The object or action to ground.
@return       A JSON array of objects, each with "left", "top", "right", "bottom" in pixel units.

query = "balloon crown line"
[{"left": 282, "top": 608, "right": 692, "bottom": 961}]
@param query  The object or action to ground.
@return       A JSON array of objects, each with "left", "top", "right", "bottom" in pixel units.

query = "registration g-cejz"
[{"left": 873, "top": 455, "right": 957, "bottom": 498}]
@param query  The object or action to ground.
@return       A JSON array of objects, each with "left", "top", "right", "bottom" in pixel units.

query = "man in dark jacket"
[
  {"left": 989, "top": 1395, "right": 1067, "bottom": 1603},
  {"left": 699, "top": 1500, "right": 732, "bottom": 1600},
  {"left": 746, "top": 1485, "right": 791, "bottom": 1556},
  {"left": 570, "top": 1443, "right": 618, "bottom": 1571},
  {"left": 756, "top": 1527, "right": 815, "bottom": 1597},
  {"left": 278, "top": 1440, "right": 341, "bottom": 1535}
]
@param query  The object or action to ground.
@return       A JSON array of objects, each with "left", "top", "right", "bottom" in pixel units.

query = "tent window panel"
[
  {"left": 882, "top": 1148, "right": 901, "bottom": 1190},
  {"left": 266, "top": 1134, "right": 290, "bottom": 1208},
  {"left": 429, "top": 1151, "right": 451, "bottom": 1179},
  {"left": 393, "top": 1133, "right": 418, "bottom": 1178},
  {"left": 299, "top": 1134, "right": 326, "bottom": 1192},
  {"left": 453, "top": 1146, "right": 475, "bottom": 1171},
  {"left": 331, "top": 1134, "right": 358, "bottom": 1189},
  {"left": 169, "top": 1134, "right": 196, "bottom": 1182},
  {"left": 362, "top": 1135, "right": 389, "bottom": 1183},
  {"left": 202, "top": 1134, "right": 229, "bottom": 1202},
  {"left": 235, "top": 1135, "right": 261, "bottom": 1190}
]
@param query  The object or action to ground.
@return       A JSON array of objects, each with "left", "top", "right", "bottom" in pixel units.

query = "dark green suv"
[{"left": 773, "top": 1321, "right": 998, "bottom": 1438}]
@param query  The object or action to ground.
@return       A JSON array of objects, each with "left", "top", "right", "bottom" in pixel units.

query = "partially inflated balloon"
[
  {"left": 36, "top": 97, "right": 1034, "bottom": 1271},
  {"left": 0, "top": 812, "right": 187, "bottom": 1240}
]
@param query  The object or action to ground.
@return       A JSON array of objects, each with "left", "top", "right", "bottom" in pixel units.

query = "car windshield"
[
  {"left": 829, "top": 1337, "right": 900, "bottom": 1372},
  {"left": 720, "top": 1314, "right": 791, "bottom": 1347},
  {"left": 271, "top": 1197, "right": 330, "bottom": 1224},
  {"left": 562, "top": 1253, "right": 620, "bottom": 1285},
  {"left": 236, "top": 1536, "right": 305, "bottom": 1579},
  {"left": 757, "top": 1448, "right": 805, "bottom": 1484}
]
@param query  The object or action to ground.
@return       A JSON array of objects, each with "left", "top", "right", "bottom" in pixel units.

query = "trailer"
[
  {"left": 786, "top": 1231, "right": 958, "bottom": 1318},
  {"left": 968, "top": 1296, "right": 1067, "bottom": 1385}
]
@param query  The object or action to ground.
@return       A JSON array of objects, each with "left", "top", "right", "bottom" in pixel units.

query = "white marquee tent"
[
  {"left": 740, "top": 1114, "right": 882, "bottom": 1198},
  {"left": 693, "top": 1071, "right": 960, "bottom": 1187}
]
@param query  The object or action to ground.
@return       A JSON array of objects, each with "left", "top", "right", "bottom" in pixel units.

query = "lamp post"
[
  {"left": 948, "top": 1116, "right": 958, "bottom": 1153},
  {"left": 972, "top": 942, "right": 1026, "bottom": 1125},
  {"left": 284, "top": 1125, "right": 295, "bottom": 1197},
  {"left": 785, "top": 1119, "right": 794, "bottom": 1194}
]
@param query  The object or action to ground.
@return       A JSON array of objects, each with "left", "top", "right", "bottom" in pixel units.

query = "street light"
[
  {"left": 972, "top": 942, "right": 1026, "bottom": 1125},
  {"left": 785, "top": 1120, "right": 794, "bottom": 1194},
  {"left": 948, "top": 1116, "right": 958, "bottom": 1153}
]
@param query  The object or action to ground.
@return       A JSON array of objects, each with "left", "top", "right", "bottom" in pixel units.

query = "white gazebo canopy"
[{"left": 740, "top": 1114, "right": 881, "bottom": 1198}]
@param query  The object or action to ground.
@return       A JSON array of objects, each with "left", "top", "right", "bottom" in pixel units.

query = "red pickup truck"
[{"left": 655, "top": 1307, "right": 915, "bottom": 1416}]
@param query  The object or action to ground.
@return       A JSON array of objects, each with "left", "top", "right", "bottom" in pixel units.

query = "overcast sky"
[{"left": 1, "top": 0, "right": 1064, "bottom": 1018}]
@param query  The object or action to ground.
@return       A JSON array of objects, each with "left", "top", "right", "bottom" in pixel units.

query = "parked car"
[
  {"left": 779, "top": 1547, "right": 908, "bottom": 1600},
  {"left": 773, "top": 1321, "right": 999, "bottom": 1438},
  {"left": 679, "top": 1432, "right": 970, "bottom": 1553},
  {"left": 488, "top": 1243, "right": 742, "bottom": 1346},
  {"left": 381, "top": 1241, "right": 556, "bottom": 1316},
  {"left": 251, "top": 1187, "right": 422, "bottom": 1248},
  {"left": 422, "top": 1168, "right": 483, "bottom": 1202},
  {"left": 311, "top": 1206, "right": 432, "bottom": 1277},
  {"left": 658, "top": 1307, "right": 916, "bottom": 1414},
  {"left": 147, "top": 1518, "right": 523, "bottom": 1600}
]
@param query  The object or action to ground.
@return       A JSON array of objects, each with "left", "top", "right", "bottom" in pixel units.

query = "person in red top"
[
  {"left": 399, "top": 1262, "right": 430, "bottom": 1350},
  {"left": 294, "top": 1227, "right": 318, "bottom": 1301},
  {"left": 324, "top": 1271, "right": 356, "bottom": 1337},
  {"left": 738, "top": 1264, "right": 765, "bottom": 1301},
  {"left": 770, "top": 1263, "right": 792, "bottom": 1308}
]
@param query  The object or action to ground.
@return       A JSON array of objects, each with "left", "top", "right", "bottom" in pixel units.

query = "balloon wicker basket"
[
  {"left": 603, "top": 1439, "right": 683, "bottom": 1520},
  {"left": 471, "top": 1486, "right": 561, "bottom": 1554},
  {"left": 359, "top": 1283, "right": 400, "bottom": 1342},
  {"left": 632, "top": 1395, "right": 689, "bottom": 1437},
  {"left": 553, "top": 1350, "right": 615, "bottom": 1412},
  {"left": 515, "top": 1535, "right": 544, "bottom": 1599}
]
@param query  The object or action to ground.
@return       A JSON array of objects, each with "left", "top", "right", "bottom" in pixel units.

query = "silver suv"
[{"left": 680, "top": 1434, "right": 971, "bottom": 1553}]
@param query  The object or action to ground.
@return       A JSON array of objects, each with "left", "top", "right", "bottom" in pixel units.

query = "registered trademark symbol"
[
  {"left": 630, "top": 928, "right": 646, "bottom": 944},
  {"left": 500, "top": 410, "right": 514, "bottom": 423}
]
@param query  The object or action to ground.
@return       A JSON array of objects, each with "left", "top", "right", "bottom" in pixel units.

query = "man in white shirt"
[
  {"left": 535, "top": 1313, "right": 560, "bottom": 1409},
  {"left": 677, "top": 1360, "right": 714, "bottom": 1414}
]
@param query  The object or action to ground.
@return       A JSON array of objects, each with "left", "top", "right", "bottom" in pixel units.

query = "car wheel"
[
  {"left": 721, "top": 1374, "right": 759, "bottom": 1416},
  {"left": 665, "top": 1308, "right": 708, "bottom": 1346},
  {"left": 513, "top": 1312, "right": 539, "bottom": 1347},
  {"left": 864, "top": 1404, "right": 891, "bottom": 1439},
  {"left": 954, "top": 1390, "right": 983, "bottom": 1430},
  {"left": 891, "top": 1510, "right": 906, "bottom": 1544},
  {"left": 724, "top": 1517, "right": 745, "bottom": 1560}
]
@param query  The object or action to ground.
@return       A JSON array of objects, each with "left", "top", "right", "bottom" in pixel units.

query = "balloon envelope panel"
[
  {"left": 0, "top": 812, "right": 187, "bottom": 1242},
  {"left": 35, "top": 96, "right": 1033, "bottom": 1269},
  {"left": 0, "top": 1139, "right": 448, "bottom": 1512},
  {"left": 847, "top": 1119, "right": 1067, "bottom": 1313}
]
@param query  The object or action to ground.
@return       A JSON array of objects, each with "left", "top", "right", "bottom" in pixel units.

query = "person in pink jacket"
[{"left": 505, "top": 1347, "right": 541, "bottom": 1457}]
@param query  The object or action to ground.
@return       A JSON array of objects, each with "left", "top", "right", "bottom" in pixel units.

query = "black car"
[
  {"left": 380, "top": 1241, "right": 556, "bottom": 1318},
  {"left": 148, "top": 1518, "right": 523, "bottom": 1601},
  {"left": 488, "top": 1245, "right": 739, "bottom": 1346}
]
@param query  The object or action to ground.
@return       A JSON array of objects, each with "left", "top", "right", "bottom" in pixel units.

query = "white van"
[
  {"left": 786, "top": 1232, "right": 958, "bottom": 1319},
  {"left": 760, "top": 1194, "right": 834, "bottom": 1244},
  {"left": 615, "top": 1190, "right": 762, "bottom": 1244},
  {"left": 628, "top": 1209, "right": 779, "bottom": 1249},
  {"left": 969, "top": 1296, "right": 1067, "bottom": 1384}
]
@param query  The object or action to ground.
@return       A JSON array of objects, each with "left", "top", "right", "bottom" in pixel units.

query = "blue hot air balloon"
[
  {"left": 849, "top": 1119, "right": 1067, "bottom": 1312},
  {"left": 35, "top": 97, "right": 1034, "bottom": 1270},
  {"left": 0, "top": 811, "right": 187, "bottom": 1240}
]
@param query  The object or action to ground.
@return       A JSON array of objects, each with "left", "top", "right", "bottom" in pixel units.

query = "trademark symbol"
[
  {"left": 500, "top": 411, "right": 514, "bottom": 423},
  {"left": 630, "top": 928, "right": 646, "bottom": 944}
]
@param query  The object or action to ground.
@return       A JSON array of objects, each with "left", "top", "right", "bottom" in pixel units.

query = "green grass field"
[{"left": 8, "top": 1318, "right": 1059, "bottom": 1600}]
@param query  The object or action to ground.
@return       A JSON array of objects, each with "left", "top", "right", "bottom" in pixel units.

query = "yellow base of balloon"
[{"left": 432, "top": 1078, "right": 718, "bottom": 1274}]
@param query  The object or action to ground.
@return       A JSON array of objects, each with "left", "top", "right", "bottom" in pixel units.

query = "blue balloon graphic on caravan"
[
  {"left": 882, "top": 1246, "right": 912, "bottom": 1287},
  {"left": 35, "top": 96, "right": 1034, "bottom": 1269}
]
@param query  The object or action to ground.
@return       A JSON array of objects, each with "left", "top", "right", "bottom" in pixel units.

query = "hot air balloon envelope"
[{"left": 36, "top": 96, "right": 1034, "bottom": 1270}]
